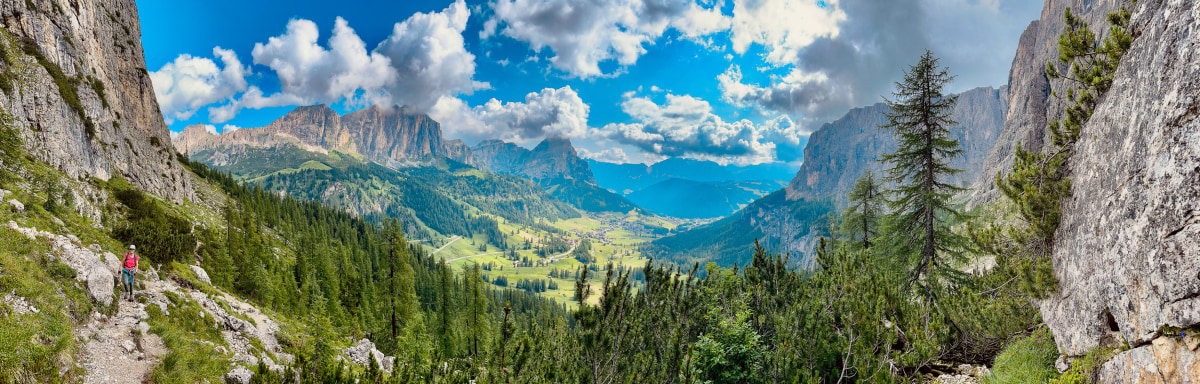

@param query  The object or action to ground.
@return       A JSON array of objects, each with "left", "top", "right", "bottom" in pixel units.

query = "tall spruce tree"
[
  {"left": 879, "top": 50, "right": 969, "bottom": 301},
  {"left": 841, "top": 171, "right": 886, "bottom": 250}
]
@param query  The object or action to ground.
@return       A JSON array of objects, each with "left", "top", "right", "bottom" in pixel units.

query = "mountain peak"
[{"left": 532, "top": 136, "right": 577, "bottom": 156}]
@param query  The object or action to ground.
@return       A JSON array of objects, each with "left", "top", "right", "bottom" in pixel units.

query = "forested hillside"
[{"left": 191, "top": 143, "right": 579, "bottom": 247}]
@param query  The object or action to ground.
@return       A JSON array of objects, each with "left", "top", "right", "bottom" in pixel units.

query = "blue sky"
[{"left": 139, "top": 0, "right": 1041, "bottom": 165}]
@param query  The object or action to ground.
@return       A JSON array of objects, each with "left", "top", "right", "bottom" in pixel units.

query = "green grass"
[
  {"left": 984, "top": 328, "right": 1060, "bottom": 384},
  {"left": 0, "top": 218, "right": 89, "bottom": 383}
]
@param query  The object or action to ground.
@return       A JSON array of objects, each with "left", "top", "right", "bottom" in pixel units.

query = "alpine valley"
[{"left": 3, "top": 0, "right": 1199, "bottom": 383}]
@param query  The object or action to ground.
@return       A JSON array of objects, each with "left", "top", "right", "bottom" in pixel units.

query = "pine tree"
[
  {"left": 437, "top": 262, "right": 457, "bottom": 357},
  {"left": 879, "top": 50, "right": 969, "bottom": 301},
  {"left": 463, "top": 263, "right": 490, "bottom": 357},
  {"left": 383, "top": 219, "right": 420, "bottom": 339},
  {"left": 840, "top": 171, "right": 885, "bottom": 250}
]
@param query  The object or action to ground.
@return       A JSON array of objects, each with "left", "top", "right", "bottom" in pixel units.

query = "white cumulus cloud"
[
  {"left": 374, "top": 0, "right": 489, "bottom": 108},
  {"left": 577, "top": 147, "right": 630, "bottom": 164},
  {"left": 150, "top": 47, "right": 248, "bottom": 124},
  {"left": 484, "top": 0, "right": 729, "bottom": 78},
  {"left": 594, "top": 92, "right": 807, "bottom": 165},
  {"left": 718, "top": 64, "right": 851, "bottom": 123},
  {"left": 430, "top": 86, "right": 589, "bottom": 145},
  {"left": 729, "top": 0, "right": 846, "bottom": 66},
  {"left": 250, "top": 17, "right": 396, "bottom": 107},
  {"left": 180, "top": 0, "right": 485, "bottom": 124}
]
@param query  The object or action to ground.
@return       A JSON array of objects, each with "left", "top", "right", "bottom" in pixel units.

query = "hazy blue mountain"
[
  {"left": 626, "top": 178, "right": 787, "bottom": 219},
  {"left": 588, "top": 158, "right": 799, "bottom": 194},
  {"left": 470, "top": 137, "right": 641, "bottom": 213}
]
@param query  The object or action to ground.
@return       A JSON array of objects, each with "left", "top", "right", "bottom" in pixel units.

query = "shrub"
[
  {"left": 47, "top": 262, "right": 76, "bottom": 279},
  {"left": 109, "top": 180, "right": 194, "bottom": 266},
  {"left": 1052, "top": 344, "right": 1120, "bottom": 384},
  {"left": 984, "top": 328, "right": 1060, "bottom": 384}
]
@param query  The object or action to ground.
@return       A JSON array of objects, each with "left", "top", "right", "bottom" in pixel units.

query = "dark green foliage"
[
  {"left": 180, "top": 159, "right": 569, "bottom": 379},
  {"left": 47, "top": 261, "right": 76, "bottom": 279},
  {"left": 109, "top": 179, "right": 193, "bottom": 266},
  {"left": 840, "top": 171, "right": 885, "bottom": 250},
  {"left": 984, "top": 328, "right": 1059, "bottom": 384},
  {"left": 0, "top": 41, "right": 15, "bottom": 95},
  {"left": 0, "top": 112, "right": 23, "bottom": 187},
  {"left": 87, "top": 75, "right": 108, "bottom": 109},
  {"left": 879, "top": 50, "right": 969, "bottom": 301},
  {"left": 534, "top": 236, "right": 570, "bottom": 257},
  {"left": 646, "top": 189, "right": 835, "bottom": 267},
  {"left": 42, "top": 179, "right": 73, "bottom": 215},
  {"left": 572, "top": 238, "right": 593, "bottom": 263},
  {"left": 542, "top": 176, "right": 640, "bottom": 213}
]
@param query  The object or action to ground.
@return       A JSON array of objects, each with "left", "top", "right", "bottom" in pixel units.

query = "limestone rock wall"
[
  {"left": 0, "top": 0, "right": 191, "bottom": 202},
  {"left": 1038, "top": 0, "right": 1200, "bottom": 358}
]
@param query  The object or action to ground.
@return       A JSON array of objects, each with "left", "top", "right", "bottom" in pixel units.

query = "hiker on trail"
[{"left": 122, "top": 244, "right": 138, "bottom": 302}]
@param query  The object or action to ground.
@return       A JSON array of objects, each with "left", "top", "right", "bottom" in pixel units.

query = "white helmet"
[{"left": 129, "top": 244, "right": 136, "bottom": 250}]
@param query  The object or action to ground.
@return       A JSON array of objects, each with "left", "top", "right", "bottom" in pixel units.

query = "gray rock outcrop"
[
  {"left": 225, "top": 366, "right": 253, "bottom": 384},
  {"left": 1036, "top": 0, "right": 1200, "bottom": 359},
  {"left": 1099, "top": 336, "right": 1200, "bottom": 383},
  {"left": 342, "top": 338, "right": 395, "bottom": 373},
  {"left": 8, "top": 220, "right": 116, "bottom": 306},
  {"left": 0, "top": 0, "right": 192, "bottom": 203},
  {"left": 189, "top": 265, "right": 211, "bottom": 285}
]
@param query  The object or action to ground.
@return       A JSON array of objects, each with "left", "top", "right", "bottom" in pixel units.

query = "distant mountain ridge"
[
  {"left": 626, "top": 178, "right": 787, "bottom": 219},
  {"left": 589, "top": 158, "right": 799, "bottom": 194},
  {"left": 468, "top": 137, "right": 639, "bottom": 213},
  {"left": 471, "top": 137, "right": 596, "bottom": 184},
  {"left": 175, "top": 104, "right": 466, "bottom": 166},
  {"left": 174, "top": 104, "right": 638, "bottom": 213}
]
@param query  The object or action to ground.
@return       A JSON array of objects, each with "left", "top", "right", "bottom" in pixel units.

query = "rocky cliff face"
[
  {"left": 970, "top": 0, "right": 1123, "bottom": 205},
  {"left": 785, "top": 86, "right": 1007, "bottom": 204},
  {"left": 340, "top": 105, "right": 444, "bottom": 165},
  {"left": 1037, "top": 0, "right": 1200, "bottom": 369},
  {"left": 174, "top": 104, "right": 457, "bottom": 165},
  {"left": 469, "top": 136, "right": 596, "bottom": 184},
  {"left": 0, "top": 0, "right": 191, "bottom": 202}
]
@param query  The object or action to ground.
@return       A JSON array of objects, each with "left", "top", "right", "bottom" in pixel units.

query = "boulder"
[
  {"left": 85, "top": 265, "right": 114, "bottom": 307},
  {"left": 189, "top": 265, "right": 212, "bottom": 285},
  {"left": 342, "top": 338, "right": 395, "bottom": 373},
  {"left": 7, "top": 199, "right": 22, "bottom": 213},
  {"left": 225, "top": 366, "right": 253, "bottom": 384}
]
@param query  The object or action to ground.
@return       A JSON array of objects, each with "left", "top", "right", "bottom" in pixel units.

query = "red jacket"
[{"left": 123, "top": 252, "right": 138, "bottom": 270}]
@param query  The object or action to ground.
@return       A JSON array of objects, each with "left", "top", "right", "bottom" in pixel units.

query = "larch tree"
[
  {"left": 841, "top": 171, "right": 886, "bottom": 250},
  {"left": 878, "top": 50, "right": 969, "bottom": 302}
]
